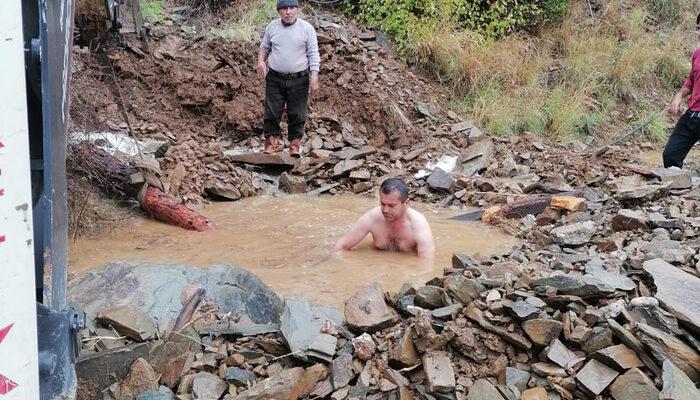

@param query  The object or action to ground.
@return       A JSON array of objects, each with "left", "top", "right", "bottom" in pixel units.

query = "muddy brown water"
[{"left": 69, "top": 195, "right": 519, "bottom": 308}]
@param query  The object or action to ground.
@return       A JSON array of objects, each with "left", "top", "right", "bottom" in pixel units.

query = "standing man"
[
  {"left": 663, "top": 13, "right": 700, "bottom": 169},
  {"left": 257, "top": 0, "right": 320, "bottom": 158},
  {"left": 333, "top": 178, "right": 436, "bottom": 258}
]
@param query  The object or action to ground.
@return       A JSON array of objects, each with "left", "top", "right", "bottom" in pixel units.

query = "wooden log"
[
  {"left": 71, "top": 142, "right": 211, "bottom": 231},
  {"left": 481, "top": 190, "right": 586, "bottom": 223}
]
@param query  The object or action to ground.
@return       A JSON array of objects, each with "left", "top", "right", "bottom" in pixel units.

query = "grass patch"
[
  {"left": 208, "top": 0, "right": 276, "bottom": 42},
  {"left": 141, "top": 0, "right": 165, "bottom": 23},
  {"left": 406, "top": 0, "right": 696, "bottom": 140}
]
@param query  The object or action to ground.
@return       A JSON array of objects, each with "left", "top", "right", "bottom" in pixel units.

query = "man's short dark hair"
[{"left": 380, "top": 178, "right": 409, "bottom": 202}]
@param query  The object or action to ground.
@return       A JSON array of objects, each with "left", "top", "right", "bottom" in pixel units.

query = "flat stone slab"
[
  {"left": 661, "top": 359, "right": 700, "bottom": 400},
  {"left": 521, "top": 319, "right": 563, "bottom": 347},
  {"left": 68, "top": 262, "right": 284, "bottom": 327},
  {"left": 225, "top": 151, "right": 298, "bottom": 167},
  {"left": 280, "top": 297, "right": 343, "bottom": 361},
  {"left": 593, "top": 344, "right": 644, "bottom": 371},
  {"left": 76, "top": 343, "right": 149, "bottom": 396},
  {"left": 585, "top": 257, "right": 635, "bottom": 291},
  {"left": 345, "top": 282, "right": 399, "bottom": 333},
  {"left": 576, "top": 359, "right": 619, "bottom": 395},
  {"left": 466, "top": 378, "right": 504, "bottom": 400},
  {"left": 643, "top": 258, "right": 700, "bottom": 336},
  {"left": 610, "top": 368, "right": 658, "bottom": 400},
  {"left": 423, "top": 351, "right": 456, "bottom": 393}
]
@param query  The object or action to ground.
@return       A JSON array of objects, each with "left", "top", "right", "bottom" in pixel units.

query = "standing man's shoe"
[
  {"left": 289, "top": 138, "right": 301, "bottom": 158},
  {"left": 263, "top": 135, "right": 276, "bottom": 154}
]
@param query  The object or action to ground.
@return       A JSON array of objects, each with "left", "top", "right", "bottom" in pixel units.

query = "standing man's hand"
[
  {"left": 669, "top": 94, "right": 684, "bottom": 117},
  {"left": 256, "top": 61, "right": 268, "bottom": 79},
  {"left": 309, "top": 71, "right": 320, "bottom": 101}
]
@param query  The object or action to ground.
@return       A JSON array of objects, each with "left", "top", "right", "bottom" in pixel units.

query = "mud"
[{"left": 68, "top": 195, "right": 519, "bottom": 307}]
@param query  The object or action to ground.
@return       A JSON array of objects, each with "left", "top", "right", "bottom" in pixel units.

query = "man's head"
[
  {"left": 379, "top": 178, "right": 409, "bottom": 222},
  {"left": 277, "top": 0, "right": 299, "bottom": 25}
]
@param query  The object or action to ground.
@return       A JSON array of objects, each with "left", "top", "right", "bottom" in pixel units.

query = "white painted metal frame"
[{"left": 0, "top": 1, "right": 41, "bottom": 398}]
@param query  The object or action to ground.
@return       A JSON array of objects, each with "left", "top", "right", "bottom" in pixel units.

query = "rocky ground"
[{"left": 68, "top": 3, "right": 700, "bottom": 400}]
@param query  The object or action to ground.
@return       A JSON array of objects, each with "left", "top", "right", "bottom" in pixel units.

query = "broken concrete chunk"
[
  {"left": 345, "top": 283, "right": 399, "bottom": 333},
  {"left": 576, "top": 359, "right": 619, "bottom": 395},
  {"left": 610, "top": 368, "right": 659, "bottom": 400},
  {"left": 423, "top": 351, "right": 456, "bottom": 393},
  {"left": 643, "top": 258, "right": 700, "bottom": 336},
  {"left": 95, "top": 305, "right": 158, "bottom": 342}
]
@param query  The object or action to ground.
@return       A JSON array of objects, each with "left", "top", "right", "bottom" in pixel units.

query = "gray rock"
[
  {"left": 344, "top": 283, "right": 399, "bottom": 333},
  {"left": 653, "top": 167, "right": 692, "bottom": 189},
  {"left": 503, "top": 367, "right": 530, "bottom": 393},
  {"left": 584, "top": 257, "right": 635, "bottom": 291},
  {"left": 431, "top": 304, "right": 463, "bottom": 320},
  {"left": 95, "top": 305, "right": 158, "bottom": 341},
  {"left": 331, "top": 352, "right": 354, "bottom": 389},
  {"left": 69, "top": 262, "right": 283, "bottom": 326},
  {"left": 612, "top": 209, "right": 649, "bottom": 231},
  {"left": 521, "top": 319, "right": 563, "bottom": 347},
  {"left": 225, "top": 367, "right": 256, "bottom": 386},
  {"left": 531, "top": 273, "right": 614, "bottom": 298},
  {"left": 504, "top": 300, "right": 540, "bottom": 321},
  {"left": 414, "top": 286, "right": 447, "bottom": 309},
  {"left": 660, "top": 359, "right": 700, "bottom": 400},
  {"left": 593, "top": 344, "right": 644, "bottom": 371},
  {"left": 549, "top": 221, "right": 596, "bottom": 246},
  {"left": 547, "top": 339, "right": 583, "bottom": 369},
  {"left": 451, "top": 121, "right": 473, "bottom": 133},
  {"left": 643, "top": 258, "right": 700, "bottom": 336},
  {"left": 575, "top": 359, "right": 619, "bottom": 395},
  {"left": 610, "top": 368, "right": 658, "bottom": 400},
  {"left": 640, "top": 239, "right": 695, "bottom": 264},
  {"left": 279, "top": 172, "right": 306, "bottom": 194},
  {"left": 466, "top": 378, "right": 504, "bottom": 400},
  {"left": 423, "top": 351, "right": 456, "bottom": 393},
  {"left": 427, "top": 168, "right": 455, "bottom": 193},
  {"left": 235, "top": 367, "right": 305, "bottom": 400},
  {"left": 452, "top": 253, "right": 477, "bottom": 269},
  {"left": 459, "top": 140, "right": 494, "bottom": 177},
  {"left": 76, "top": 343, "right": 149, "bottom": 395},
  {"left": 136, "top": 386, "right": 175, "bottom": 400},
  {"left": 648, "top": 212, "right": 683, "bottom": 230},
  {"left": 280, "top": 297, "right": 343, "bottom": 361},
  {"left": 634, "top": 322, "right": 700, "bottom": 382},
  {"left": 444, "top": 275, "right": 485, "bottom": 304},
  {"left": 225, "top": 151, "right": 297, "bottom": 167},
  {"left": 192, "top": 372, "right": 226, "bottom": 400}
]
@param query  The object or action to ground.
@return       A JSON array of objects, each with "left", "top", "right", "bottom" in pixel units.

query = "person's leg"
[
  {"left": 284, "top": 74, "right": 310, "bottom": 142},
  {"left": 663, "top": 113, "right": 700, "bottom": 168},
  {"left": 263, "top": 74, "right": 285, "bottom": 153}
]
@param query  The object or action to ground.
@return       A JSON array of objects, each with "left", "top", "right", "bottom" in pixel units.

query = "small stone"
[
  {"left": 352, "top": 333, "right": 376, "bottom": 361},
  {"left": 389, "top": 327, "right": 420, "bottom": 368},
  {"left": 192, "top": 372, "right": 227, "bottom": 400},
  {"left": 549, "top": 221, "right": 596, "bottom": 246},
  {"left": 278, "top": 172, "right": 306, "bottom": 194},
  {"left": 612, "top": 209, "right": 649, "bottom": 231},
  {"left": 414, "top": 285, "right": 447, "bottom": 309},
  {"left": 504, "top": 300, "right": 540, "bottom": 321},
  {"left": 431, "top": 303, "right": 463, "bottom": 320},
  {"left": 121, "top": 358, "right": 159, "bottom": 397},
  {"left": 521, "top": 387, "right": 548, "bottom": 400},
  {"left": 575, "top": 359, "right": 619, "bottom": 395},
  {"left": 569, "top": 325, "right": 593, "bottom": 343},
  {"left": 224, "top": 367, "right": 256, "bottom": 386},
  {"left": 531, "top": 363, "right": 567, "bottom": 377},
  {"left": 660, "top": 359, "right": 700, "bottom": 400},
  {"left": 451, "top": 121, "right": 473, "bottom": 132},
  {"left": 95, "top": 305, "right": 158, "bottom": 341},
  {"left": 547, "top": 339, "right": 582, "bottom": 369},
  {"left": 502, "top": 367, "right": 530, "bottom": 393},
  {"left": 581, "top": 327, "right": 614, "bottom": 353},
  {"left": 466, "top": 378, "right": 504, "bottom": 400},
  {"left": 521, "top": 319, "right": 563, "bottom": 347},
  {"left": 445, "top": 275, "right": 485, "bottom": 304},
  {"left": 427, "top": 168, "right": 455, "bottom": 193},
  {"left": 423, "top": 351, "right": 456, "bottom": 393},
  {"left": 379, "top": 378, "right": 398, "bottom": 392},
  {"left": 593, "top": 344, "right": 644, "bottom": 371},
  {"left": 345, "top": 283, "right": 399, "bottom": 333},
  {"left": 331, "top": 352, "right": 354, "bottom": 389},
  {"left": 610, "top": 368, "right": 659, "bottom": 400},
  {"left": 235, "top": 367, "right": 305, "bottom": 400}
]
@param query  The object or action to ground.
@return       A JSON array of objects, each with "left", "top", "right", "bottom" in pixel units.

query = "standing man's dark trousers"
[
  {"left": 663, "top": 110, "right": 700, "bottom": 168},
  {"left": 263, "top": 69, "right": 309, "bottom": 140}
]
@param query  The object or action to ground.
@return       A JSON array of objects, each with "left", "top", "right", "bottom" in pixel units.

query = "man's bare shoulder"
[{"left": 407, "top": 207, "right": 430, "bottom": 226}]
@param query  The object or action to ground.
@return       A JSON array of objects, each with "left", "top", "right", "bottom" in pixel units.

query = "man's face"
[
  {"left": 278, "top": 6, "right": 298, "bottom": 24},
  {"left": 379, "top": 190, "right": 408, "bottom": 222}
]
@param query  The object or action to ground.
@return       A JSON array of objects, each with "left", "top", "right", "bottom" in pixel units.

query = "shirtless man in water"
[{"left": 333, "top": 178, "right": 435, "bottom": 258}]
